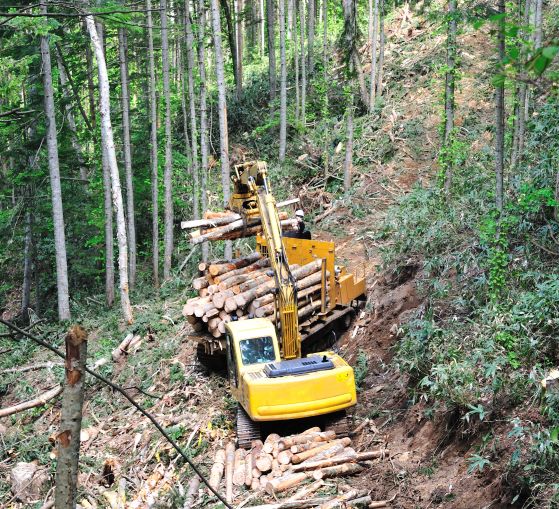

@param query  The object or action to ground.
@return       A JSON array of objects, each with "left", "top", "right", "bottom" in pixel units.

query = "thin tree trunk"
[
  {"left": 322, "top": 0, "right": 327, "bottom": 72},
  {"left": 376, "top": 0, "right": 385, "bottom": 97},
  {"left": 495, "top": 0, "right": 505, "bottom": 213},
  {"left": 210, "top": 0, "right": 233, "bottom": 260},
  {"left": 279, "top": 0, "right": 287, "bottom": 161},
  {"left": 84, "top": 22, "right": 96, "bottom": 130},
  {"left": 343, "top": 92, "right": 354, "bottom": 194},
  {"left": 21, "top": 207, "right": 33, "bottom": 322},
  {"left": 56, "top": 50, "right": 88, "bottom": 181},
  {"left": 236, "top": 0, "right": 244, "bottom": 97},
  {"left": 97, "top": 22, "right": 115, "bottom": 309},
  {"left": 267, "top": 0, "right": 277, "bottom": 100},
  {"left": 352, "top": 50, "right": 369, "bottom": 109},
  {"left": 294, "top": 1, "right": 300, "bottom": 120},
  {"left": 307, "top": 0, "right": 315, "bottom": 72},
  {"left": 54, "top": 327, "right": 87, "bottom": 509},
  {"left": 534, "top": 0, "right": 543, "bottom": 49},
  {"left": 184, "top": 0, "right": 200, "bottom": 220},
  {"left": 220, "top": 0, "right": 240, "bottom": 91},
  {"left": 299, "top": 0, "right": 306, "bottom": 125},
  {"left": 161, "top": 0, "right": 174, "bottom": 280},
  {"left": 287, "top": 0, "right": 293, "bottom": 40},
  {"left": 260, "top": 0, "right": 265, "bottom": 57},
  {"left": 197, "top": 0, "right": 210, "bottom": 262},
  {"left": 368, "top": 0, "right": 379, "bottom": 108},
  {"left": 40, "top": 0, "right": 71, "bottom": 321},
  {"left": 85, "top": 15, "right": 134, "bottom": 324},
  {"left": 118, "top": 28, "right": 137, "bottom": 290},
  {"left": 179, "top": 48, "right": 193, "bottom": 171},
  {"left": 443, "top": 0, "right": 457, "bottom": 195},
  {"left": 147, "top": 0, "right": 159, "bottom": 287}
]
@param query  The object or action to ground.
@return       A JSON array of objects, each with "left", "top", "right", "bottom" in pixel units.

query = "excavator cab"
[{"left": 225, "top": 319, "right": 357, "bottom": 446}]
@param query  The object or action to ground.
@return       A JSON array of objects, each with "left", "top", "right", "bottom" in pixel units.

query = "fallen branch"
[
  {"left": 0, "top": 385, "right": 62, "bottom": 418},
  {"left": 1, "top": 361, "right": 62, "bottom": 374}
]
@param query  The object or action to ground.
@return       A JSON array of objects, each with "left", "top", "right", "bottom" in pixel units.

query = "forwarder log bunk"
[{"left": 182, "top": 252, "right": 329, "bottom": 338}]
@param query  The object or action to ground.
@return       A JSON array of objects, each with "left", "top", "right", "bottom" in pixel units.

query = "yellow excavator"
[{"left": 222, "top": 161, "right": 365, "bottom": 447}]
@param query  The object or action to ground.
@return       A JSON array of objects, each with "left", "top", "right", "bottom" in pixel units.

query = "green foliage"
[{"left": 354, "top": 350, "right": 369, "bottom": 392}]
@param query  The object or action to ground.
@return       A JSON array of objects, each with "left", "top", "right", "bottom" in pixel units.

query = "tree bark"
[
  {"left": 322, "top": 0, "right": 327, "bottom": 73},
  {"left": 293, "top": 0, "right": 300, "bottom": 120},
  {"left": 83, "top": 22, "right": 96, "bottom": 130},
  {"left": 40, "top": 0, "right": 71, "bottom": 321},
  {"left": 210, "top": 0, "right": 233, "bottom": 260},
  {"left": 21, "top": 207, "right": 33, "bottom": 322},
  {"left": 118, "top": 28, "right": 137, "bottom": 290},
  {"left": 495, "top": 0, "right": 505, "bottom": 213},
  {"left": 279, "top": 0, "right": 287, "bottom": 161},
  {"left": 267, "top": 0, "right": 277, "bottom": 100},
  {"left": 197, "top": 0, "right": 210, "bottom": 262},
  {"left": 54, "top": 326, "right": 87, "bottom": 509},
  {"left": 368, "top": 0, "right": 379, "bottom": 108},
  {"left": 376, "top": 0, "right": 385, "bottom": 97},
  {"left": 161, "top": 0, "right": 174, "bottom": 280},
  {"left": 85, "top": 15, "right": 134, "bottom": 324},
  {"left": 344, "top": 93, "right": 354, "bottom": 194},
  {"left": 260, "top": 0, "right": 266, "bottom": 57},
  {"left": 236, "top": 0, "right": 244, "bottom": 97},
  {"left": 184, "top": 0, "right": 201, "bottom": 220},
  {"left": 220, "top": 0, "right": 240, "bottom": 91},
  {"left": 299, "top": 0, "right": 306, "bottom": 125},
  {"left": 55, "top": 49, "right": 88, "bottom": 181},
  {"left": 307, "top": 0, "right": 315, "bottom": 72},
  {"left": 443, "top": 0, "right": 457, "bottom": 195},
  {"left": 147, "top": 0, "right": 160, "bottom": 287}
]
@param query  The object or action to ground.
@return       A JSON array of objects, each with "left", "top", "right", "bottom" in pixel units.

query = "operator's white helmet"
[{"left": 295, "top": 209, "right": 305, "bottom": 218}]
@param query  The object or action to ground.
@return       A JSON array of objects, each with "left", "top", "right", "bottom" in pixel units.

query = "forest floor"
[{"left": 0, "top": 5, "right": 514, "bottom": 509}]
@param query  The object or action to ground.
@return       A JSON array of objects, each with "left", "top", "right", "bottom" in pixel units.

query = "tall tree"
[
  {"left": 210, "top": 0, "right": 233, "bottom": 260},
  {"left": 307, "top": 0, "right": 315, "bottom": 71},
  {"left": 184, "top": 0, "right": 200, "bottom": 220},
  {"left": 40, "top": 0, "right": 71, "bottom": 321},
  {"left": 294, "top": 0, "right": 300, "bottom": 120},
  {"left": 85, "top": 14, "right": 134, "bottom": 324},
  {"left": 267, "top": 0, "right": 277, "bottom": 100},
  {"left": 376, "top": 0, "right": 385, "bottom": 97},
  {"left": 197, "top": 0, "right": 210, "bottom": 262},
  {"left": 21, "top": 204, "right": 33, "bottom": 322},
  {"left": 368, "top": 0, "right": 379, "bottom": 108},
  {"left": 146, "top": 0, "right": 160, "bottom": 287},
  {"left": 299, "top": 0, "right": 306, "bottom": 125},
  {"left": 344, "top": 93, "right": 354, "bottom": 193},
  {"left": 219, "top": 0, "right": 240, "bottom": 91},
  {"left": 161, "top": 0, "right": 174, "bottom": 280},
  {"left": 442, "top": 0, "right": 457, "bottom": 195},
  {"left": 118, "top": 28, "right": 137, "bottom": 289},
  {"left": 236, "top": 0, "right": 244, "bottom": 97},
  {"left": 322, "top": 0, "right": 327, "bottom": 72},
  {"left": 495, "top": 0, "right": 505, "bottom": 212},
  {"left": 279, "top": 0, "right": 287, "bottom": 160}
]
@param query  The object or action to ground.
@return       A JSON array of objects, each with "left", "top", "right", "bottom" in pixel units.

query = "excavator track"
[{"left": 236, "top": 405, "right": 262, "bottom": 449}]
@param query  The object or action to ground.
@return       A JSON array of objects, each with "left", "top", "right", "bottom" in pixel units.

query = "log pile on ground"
[
  {"left": 181, "top": 206, "right": 298, "bottom": 244},
  {"left": 182, "top": 253, "right": 328, "bottom": 338},
  {"left": 209, "top": 426, "right": 389, "bottom": 505}
]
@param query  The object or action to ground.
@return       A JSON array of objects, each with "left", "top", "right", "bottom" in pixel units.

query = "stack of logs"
[
  {"left": 181, "top": 206, "right": 298, "bottom": 244},
  {"left": 182, "top": 253, "right": 328, "bottom": 338},
  {"left": 208, "top": 427, "right": 387, "bottom": 504}
]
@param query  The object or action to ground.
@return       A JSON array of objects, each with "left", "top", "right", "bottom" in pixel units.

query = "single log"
[
  {"left": 111, "top": 333, "right": 134, "bottom": 362},
  {"left": 245, "top": 451, "right": 254, "bottom": 487},
  {"left": 204, "top": 210, "right": 237, "bottom": 219},
  {"left": 213, "top": 290, "right": 234, "bottom": 309},
  {"left": 368, "top": 501, "right": 389, "bottom": 508},
  {"left": 0, "top": 385, "right": 62, "bottom": 418},
  {"left": 302, "top": 426, "right": 322, "bottom": 435},
  {"left": 251, "top": 477, "right": 260, "bottom": 491},
  {"left": 208, "top": 317, "right": 221, "bottom": 330},
  {"left": 255, "top": 453, "right": 273, "bottom": 473},
  {"left": 208, "top": 218, "right": 298, "bottom": 243},
  {"left": 249, "top": 293, "right": 274, "bottom": 313},
  {"left": 291, "top": 438, "right": 350, "bottom": 464},
  {"left": 319, "top": 489, "right": 359, "bottom": 509},
  {"left": 311, "top": 463, "right": 364, "bottom": 480},
  {"left": 252, "top": 467, "right": 262, "bottom": 479},
  {"left": 263, "top": 433, "right": 281, "bottom": 454},
  {"left": 277, "top": 450, "right": 292, "bottom": 465},
  {"left": 242, "top": 498, "right": 329, "bottom": 509},
  {"left": 181, "top": 213, "right": 241, "bottom": 230},
  {"left": 199, "top": 288, "right": 209, "bottom": 298},
  {"left": 209, "top": 449, "right": 226, "bottom": 489},
  {"left": 300, "top": 443, "right": 351, "bottom": 464},
  {"left": 292, "top": 449, "right": 357, "bottom": 472},
  {"left": 207, "top": 284, "right": 219, "bottom": 295},
  {"left": 225, "top": 442, "right": 236, "bottom": 502},
  {"left": 355, "top": 449, "right": 388, "bottom": 461},
  {"left": 193, "top": 276, "right": 209, "bottom": 290},
  {"left": 252, "top": 439, "right": 264, "bottom": 454},
  {"left": 183, "top": 475, "right": 201, "bottom": 508},
  {"left": 278, "top": 430, "right": 336, "bottom": 451},
  {"left": 208, "top": 252, "right": 262, "bottom": 276},
  {"left": 346, "top": 496, "right": 373, "bottom": 507},
  {"left": 233, "top": 448, "right": 246, "bottom": 486},
  {"left": 298, "top": 283, "right": 324, "bottom": 300},
  {"left": 218, "top": 321, "right": 227, "bottom": 334},
  {"left": 195, "top": 302, "right": 217, "bottom": 318},
  {"left": 287, "top": 479, "right": 325, "bottom": 502},
  {"left": 265, "top": 471, "right": 315, "bottom": 495},
  {"left": 206, "top": 307, "right": 220, "bottom": 319},
  {"left": 219, "top": 310, "right": 231, "bottom": 321}
]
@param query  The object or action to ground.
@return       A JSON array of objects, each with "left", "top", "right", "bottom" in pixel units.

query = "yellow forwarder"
[{"left": 218, "top": 161, "right": 366, "bottom": 446}]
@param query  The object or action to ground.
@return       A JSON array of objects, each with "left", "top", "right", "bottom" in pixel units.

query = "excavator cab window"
[
  {"left": 239, "top": 336, "right": 275, "bottom": 365},
  {"left": 226, "top": 333, "right": 238, "bottom": 387}
]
